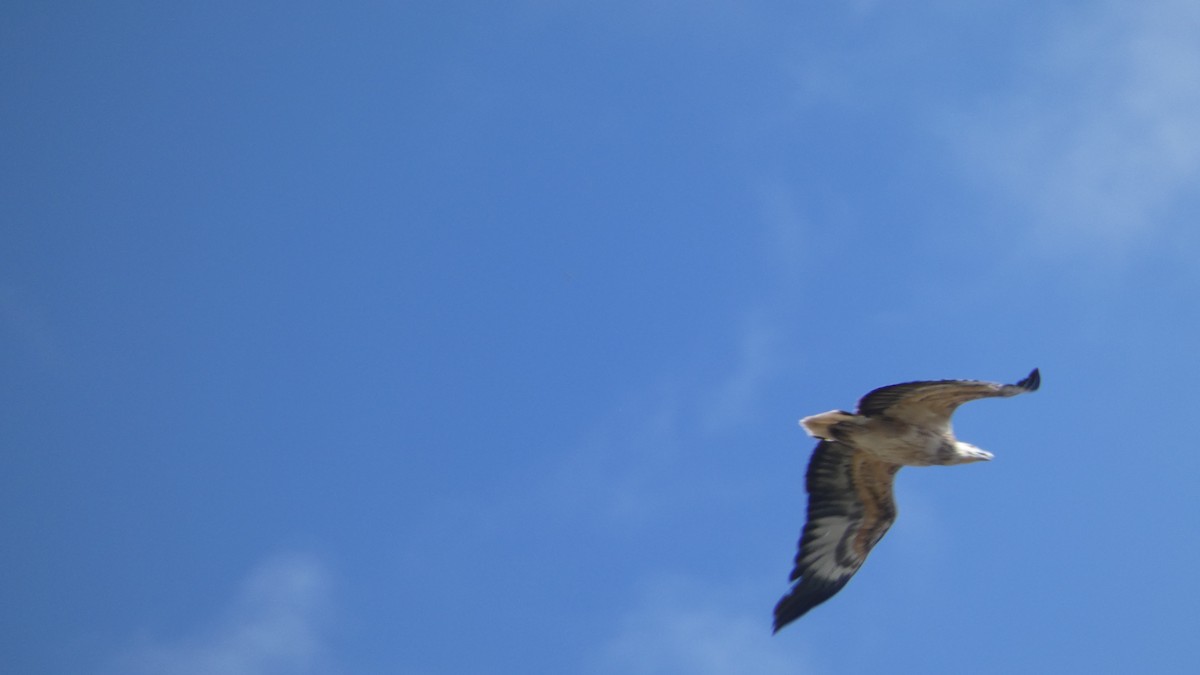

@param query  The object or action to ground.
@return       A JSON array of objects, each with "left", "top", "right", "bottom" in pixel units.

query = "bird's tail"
[{"left": 799, "top": 410, "right": 857, "bottom": 440}]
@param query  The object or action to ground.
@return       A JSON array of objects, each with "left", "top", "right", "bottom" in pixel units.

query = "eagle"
[{"left": 773, "top": 368, "right": 1040, "bottom": 633}]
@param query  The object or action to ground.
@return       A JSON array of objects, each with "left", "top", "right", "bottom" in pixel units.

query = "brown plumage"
[{"left": 773, "top": 369, "right": 1040, "bottom": 633}]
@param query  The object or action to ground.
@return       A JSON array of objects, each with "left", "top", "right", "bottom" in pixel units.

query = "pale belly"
[{"left": 835, "top": 418, "right": 954, "bottom": 466}]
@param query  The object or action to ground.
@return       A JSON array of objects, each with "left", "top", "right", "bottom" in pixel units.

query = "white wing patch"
[{"left": 774, "top": 441, "right": 898, "bottom": 632}]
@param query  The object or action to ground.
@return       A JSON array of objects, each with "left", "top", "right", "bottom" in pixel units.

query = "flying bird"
[{"left": 773, "top": 368, "right": 1040, "bottom": 633}]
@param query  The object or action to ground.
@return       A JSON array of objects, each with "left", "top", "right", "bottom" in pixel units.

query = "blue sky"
[{"left": 4, "top": 1, "right": 1200, "bottom": 673}]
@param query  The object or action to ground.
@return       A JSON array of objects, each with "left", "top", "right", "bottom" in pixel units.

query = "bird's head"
[{"left": 952, "top": 442, "right": 994, "bottom": 464}]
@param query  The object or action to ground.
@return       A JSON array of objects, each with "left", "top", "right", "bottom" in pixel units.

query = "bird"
[{"left": 772, "top": 368, "right": 1040, "bottom": 633}]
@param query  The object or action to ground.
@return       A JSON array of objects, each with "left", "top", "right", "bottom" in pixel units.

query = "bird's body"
[
  {"left": 801, "top": 412, "right": 963, "bottom": 465},
  {"left": 773, "top": 368, "right": 1040, "bottom": 633},
  {"left": 799, "top": 410, "right": 995, "bottom": 466}
]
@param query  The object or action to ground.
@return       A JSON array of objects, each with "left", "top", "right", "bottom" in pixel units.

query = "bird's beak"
[{"left": 971, "top": 449, "right": 994, "bottom": 462}]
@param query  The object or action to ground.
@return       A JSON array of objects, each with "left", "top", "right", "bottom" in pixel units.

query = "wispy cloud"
[
  {"left": 546, "top": 386, "right": 685, "bottom": 526},
  {"left": 700, "top": 313, "right": 788, "bottom": 436},
  {"left": 532, "top": 187, "right": 815, "bottom": 670},
  {"left": 753, "top": 183, "right": 810, "bottom": 296},
  {"left": 588, "top": 577, "right": 817, "bottom": 675},
  {"left": 115, "top": 554, "right": 338, "bottom": 675},
  {"left": 956, "top": 1, "right": 1200, "bottom": 255},
  {"left": 543, "top": 309, "right": 796, "bottom": 528},
  {"left": 542, "top": 185, "right": 807, "bottom": 527}
]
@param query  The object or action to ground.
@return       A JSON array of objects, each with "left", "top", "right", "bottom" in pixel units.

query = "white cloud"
[
  {"left": 589, "top": 578, "right": 817, "bottom": 675},
  {"left": 695, "top": 183, "right": 815, "bottom": 437},
  {"left": 116, "top": 554, "right": 338, "bottom": 675},
  {"left": 754, "top": 183, "right": 810, "bottom": 293},
  {"left": 543, "top": 308, "right": 796, "bottom": 527},
  {"left": 541, "top": 183, "right": 811, "bottom": 527},
  {"left": 546, "top": 388, "right": 685, "bottom": 526},
  {"left": 956, "top": 1, "right": 1200, "bottom": 254},
  {"left": 699, "top": 314, "right": 785, "bottom": 436}
]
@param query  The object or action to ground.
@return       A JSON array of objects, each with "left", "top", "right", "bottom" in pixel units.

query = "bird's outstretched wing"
[
  {"left": 856, "top": 368, "right": 1040, "bottom": 428},
  {"left": 774, "top": 441, "right": 900, "bottom": 632}
]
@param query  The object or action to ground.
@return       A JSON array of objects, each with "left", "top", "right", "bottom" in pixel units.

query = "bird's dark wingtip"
[
  {"left": 1016, "top": 367, "right": 1040, "bottom": 392},
  {"left": 773, "top": 580, "right": 842, "bottom": 634},
  {"left": 772, "top": 600, "right": 808, "bottom": 634},
  {"left": 772, "top": 613, "right": 793, "bottom": 635}
]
